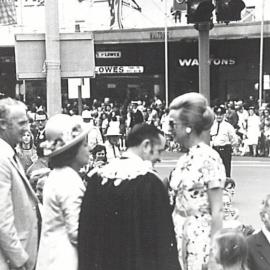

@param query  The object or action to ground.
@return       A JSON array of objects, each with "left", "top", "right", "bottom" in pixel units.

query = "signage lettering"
[
  {"left": 150, "top": 31, "right": 171, "bottom": 40},
  {"left": 0, "top": 56, "right": 15, "bottom": 63},
  {"left": 96, "top": 51, "right": 122, "bottom": 58},
  {"left": 179, "top": 58, "right": 236, "bottom": 67},
  {"left": 95, "top": 66, "right": 144, "bottom": 74}
]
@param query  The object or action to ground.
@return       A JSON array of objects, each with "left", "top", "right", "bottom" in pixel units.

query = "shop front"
[
  {"left": 1, "top": 34, "right": 269, "bottom": 106},
  {"left": 93, "top": 37, "right": 270, "bottom": 104}
]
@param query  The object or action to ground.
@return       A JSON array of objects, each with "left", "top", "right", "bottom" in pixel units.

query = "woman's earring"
[{"left": 186, "top": 127, "right": 192, "bottom": 134}]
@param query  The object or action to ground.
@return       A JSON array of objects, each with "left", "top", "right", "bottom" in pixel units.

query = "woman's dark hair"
[
  {"left": 48, "top": 140, "right": 83, "bottom": 169},
  {"left": 126, "top": 123, "right": 162, "bottom": 148},
  {"left": 91, "top": 144, "right": 107, "bottom": 158}
]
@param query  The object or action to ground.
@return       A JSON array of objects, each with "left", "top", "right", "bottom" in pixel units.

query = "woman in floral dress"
[{"left": 168, "top": 93, "right": 226, "bottom": 270}]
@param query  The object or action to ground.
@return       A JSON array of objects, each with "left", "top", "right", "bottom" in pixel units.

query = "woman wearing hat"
[
  {"left": 168, "top": 93, "right": 226, "bottom": 270},
  {"left": 36, "top": 114, "right": 90, "bottom": 270}
]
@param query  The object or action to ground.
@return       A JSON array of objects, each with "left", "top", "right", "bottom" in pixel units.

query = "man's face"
[
  {"left": 216, "top": 113, "right": 224, "bottom": 122},
  {"left": 6, "top": 105, "right": 29, "bottom": 147},
  {"left": 35, "top": 114, "right": 47, "bottom": 130},
  {"left": 146, "top": 134, "right": 166, "bottom": 165}
]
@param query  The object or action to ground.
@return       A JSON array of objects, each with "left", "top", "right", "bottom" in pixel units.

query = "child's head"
[{"left": 212, "top": 228, "right": 248, "bottom": 269}]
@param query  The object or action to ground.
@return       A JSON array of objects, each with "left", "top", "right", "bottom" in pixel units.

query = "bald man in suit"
[
  {"left": 247, "top": 194, "right": 270, "bottom": 270},
  {"left": 0, "top": 98, "right": 41, "bottom": 270}
]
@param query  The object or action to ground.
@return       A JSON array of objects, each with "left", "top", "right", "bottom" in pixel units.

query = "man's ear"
[
  {"left": 0, "top": 118, "right": 8, "bottom": 131},
  {"left": 141, "top": 139, "right": 151, "bottom": 151}
]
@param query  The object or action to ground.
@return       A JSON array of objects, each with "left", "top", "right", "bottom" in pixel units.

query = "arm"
[
  {"left": 207, "top": 187, "right": 223, "bottom": 240},
  {"left": 207, "top": 187, "right": 223, "bottom": 270},
  {"left": 0, "top": 160, "right": 29, "bottom": 268},
  {"left": 59, "top": 174, "right": 86, "bottom": 246}
]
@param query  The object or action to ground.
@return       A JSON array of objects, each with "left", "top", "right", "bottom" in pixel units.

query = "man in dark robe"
[{"left": 78, "top": 123, "right": 181, "bottom": 270}]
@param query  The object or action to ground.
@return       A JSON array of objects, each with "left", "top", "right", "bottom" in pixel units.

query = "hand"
[{"left": 94, "top": 160, "right": 105, "bottom": 168}]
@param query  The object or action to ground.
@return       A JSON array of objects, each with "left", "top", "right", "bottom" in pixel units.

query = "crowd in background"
[
  {"left": 26, "top": 94, "right": 270, "bottom": 157},
  {"left": 19, "top": 94, "right": 270, "bottom": 200},
  {"left": 1, "top": 94, "right": 270, "bottom": 270}
]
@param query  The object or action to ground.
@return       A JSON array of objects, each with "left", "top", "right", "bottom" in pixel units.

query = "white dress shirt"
[{"left": 211, "top": 120, "right": 238, "bottom": 146}]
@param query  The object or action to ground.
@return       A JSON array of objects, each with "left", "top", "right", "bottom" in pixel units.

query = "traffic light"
[
  {"left": 186, "top": 0, "right": 215, "bottom": 24},
  {"left": 216, "top": 0, "right": 245, "bottom": 23}
]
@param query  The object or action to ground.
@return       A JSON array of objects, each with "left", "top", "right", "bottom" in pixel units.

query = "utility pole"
[
  {"left": 45, "top": 0, "right": 62, "bottom": 117},
  {"left": 164, "top": 0, "right": 169, "bottom": 108},
  {"left": 259, "top": 0, "right": 265, "bottom": 107},
  {"left": 197, "top": 22, "right": 213, "bottom": 104}
]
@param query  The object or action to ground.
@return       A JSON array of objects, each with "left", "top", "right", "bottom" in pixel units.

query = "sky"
[{"left": 10, "top": 0, "right": 270, "bottom": 33}]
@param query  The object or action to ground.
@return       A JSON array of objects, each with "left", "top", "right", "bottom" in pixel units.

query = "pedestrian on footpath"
[
  {"left": 168, "top": 93, "right": 226, "bottom": 270},
  {"left": 211, "top": 106, "right": 238, "bottom": 177},
  {"left": 0, "top": 98, "right": 41, "bottom": 270},
  {"left": 78, "top": 123, "right": 181, "bottom": 270},
  {"left": 36, "top": 114, "right": 90, "bottom": 270}
]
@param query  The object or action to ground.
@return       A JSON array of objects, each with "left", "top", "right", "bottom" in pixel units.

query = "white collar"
[
  {"left": 262, "top": 224, "right": 270, "bottom": 244},
  {"left": 98, "top": 151, "right": 154, "bottom": 185},
  {"left": 0, "top": 138, "right": 16, "bottom": 158}
]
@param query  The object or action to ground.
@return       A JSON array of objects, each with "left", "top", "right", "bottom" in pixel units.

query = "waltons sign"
[{"left": 179, "top": 58, "right": 236, "bottom": 67}]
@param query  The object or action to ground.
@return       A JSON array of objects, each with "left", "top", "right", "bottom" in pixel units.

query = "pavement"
[{"left": 155, "top": 152, "right": 270, "bottom": 230}]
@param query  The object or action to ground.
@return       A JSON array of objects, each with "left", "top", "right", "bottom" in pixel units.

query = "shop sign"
[
  {"left": 0, "top": 56, "right": 15, "bottom": 63},
  {"left": 150, "top": 31, "right": 171, "bottom": 40},
  {"left": 264, "top": 75, "right": 270, "bottom": 90},
  {"left": 96, "top": 51, "right": 122, "bottom": 58},
  {"left": 95, "top": 66, "right": 144, "bottom": 74},
  {"left": 178, "top": 58, "right": 236, "bottom": 67}
]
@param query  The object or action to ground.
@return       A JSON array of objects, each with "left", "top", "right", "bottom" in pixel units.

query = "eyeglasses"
[{"left": 169, "top": 120, "right": 180, "bottom": 129}]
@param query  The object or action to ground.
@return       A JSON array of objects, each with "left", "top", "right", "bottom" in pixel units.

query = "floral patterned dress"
[{"left": 169, "top": 142, "right": 226, "bottom": 270}]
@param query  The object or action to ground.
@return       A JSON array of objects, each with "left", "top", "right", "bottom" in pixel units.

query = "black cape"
[{"left": 78, "top": 168, "right": 181, "bottom": 270}]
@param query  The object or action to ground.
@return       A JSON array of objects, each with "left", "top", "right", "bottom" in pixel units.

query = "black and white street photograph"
[{"left": 0, "top": 0, "right": 270, "bottom": 270}]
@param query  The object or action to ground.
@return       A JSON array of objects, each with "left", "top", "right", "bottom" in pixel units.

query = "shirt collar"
[
  {"left": 262, "top": 224, "right": 270, "bottom": 244},
  {"left": 0, "top": 138, "right": 16, "bottom": 158}
]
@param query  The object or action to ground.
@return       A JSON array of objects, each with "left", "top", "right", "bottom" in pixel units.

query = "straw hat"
[
  {"left": 41, "top": 114, "right": 90, "bottom": 157},
  {"left": 82, "top": 110, "right": 92, "bottom": 119}
]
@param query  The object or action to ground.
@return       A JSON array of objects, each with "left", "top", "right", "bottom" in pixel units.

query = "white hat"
[
  {"left": 106, "top": 122, "right": 121, "bottom": 136},
  {"left": 82, "top": 110, "right": 92, "bottom": 119},
  {"left": 41, "top": 114, "right": 90, "bottom": 157}
]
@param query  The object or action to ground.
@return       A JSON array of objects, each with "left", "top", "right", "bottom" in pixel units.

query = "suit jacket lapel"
[
  {"left": 256, "top": 231, "right": 270, "bottom": 266},
  {"left": 9, "top": 157, "right": 39, "bottom": 204}
]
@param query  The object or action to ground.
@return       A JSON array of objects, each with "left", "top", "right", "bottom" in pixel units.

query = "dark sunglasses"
[{"left": 169, "top": 120, "right": 176, "bottom": 128}]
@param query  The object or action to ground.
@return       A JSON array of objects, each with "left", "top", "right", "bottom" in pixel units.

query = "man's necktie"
[{"left": 216, "top": 122, "right": 221, "bottom": 135}]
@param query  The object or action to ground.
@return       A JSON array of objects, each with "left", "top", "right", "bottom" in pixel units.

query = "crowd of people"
[
  {"left": 0, "top": 94, "right": 269, "bottom": 270},
  {"left": 48, "top": 95, "right": 270, "bottom": 158}
]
